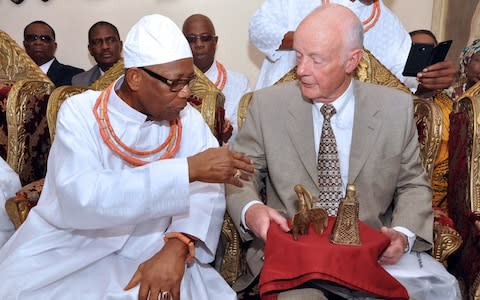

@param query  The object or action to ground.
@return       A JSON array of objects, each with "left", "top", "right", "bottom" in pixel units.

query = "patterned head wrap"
[{"left": 459, "top": 39, "right": 480, "bottom": 75}]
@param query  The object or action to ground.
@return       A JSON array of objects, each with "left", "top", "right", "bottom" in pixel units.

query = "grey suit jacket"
[
  {"left": 226, "top": 79, "right": 433, "bottom": 289},
  {"left": 71, "top": 65, "right": 101, "bottom": 88}
]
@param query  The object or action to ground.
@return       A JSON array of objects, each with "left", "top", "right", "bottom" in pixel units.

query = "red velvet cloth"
[{"left": 259, "top": 217, "right": 409, "bottom": 300}]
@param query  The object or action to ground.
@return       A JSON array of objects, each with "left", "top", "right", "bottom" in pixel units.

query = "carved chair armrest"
[
  {"left": 219, "top": 212, "right": 246, "bottom": 286},
  {"left": 432, "top": 206, "right": 462, "bottom": 265},
  {"left": 4, "top": 178, "right": 44, "bottom": 229}
]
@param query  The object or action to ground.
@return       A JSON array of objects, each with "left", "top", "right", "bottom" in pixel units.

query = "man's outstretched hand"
[{"left": 187, "top": 145, "right": 255, "bottom": 187}]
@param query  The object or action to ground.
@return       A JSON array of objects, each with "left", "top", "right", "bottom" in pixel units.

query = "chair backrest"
[
  {"left": 89, "top": 58, "right": 125, "bottom": 91},
  {"left": 413, "top": 97, "right": 443, "bottom": 180},
  {"left": 0, "top": 30, "right": 51, "bottom": 83},
  {"left": 0, "top": 29, "right": 52, "bottom": 162},
  {"left": 189, "top": 65, "right": 226, "bottom": 142},
  {"left": 6, "top": 79, "right": 55, "bottom": 185},
  {"left": 447, "top": 93, "right": 480, "bottom": 298},
  {"left": 47, "top": 86, "right": 88, "bottom": 141}
]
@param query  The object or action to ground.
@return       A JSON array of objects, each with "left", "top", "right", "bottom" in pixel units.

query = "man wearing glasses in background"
[
  {"left": 183, "top": 14, "right": 251, "bottom": 143},
  {"left": 23, "top": 20, "right": 83, "bottom": 87},
  {"left": 72, "top": 21, "right": 123, "bottom": 88}
]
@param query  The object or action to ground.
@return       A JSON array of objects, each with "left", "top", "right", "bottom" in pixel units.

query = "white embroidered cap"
[{"left": 123, "top": 14, "right": 192, "bottom": 68}]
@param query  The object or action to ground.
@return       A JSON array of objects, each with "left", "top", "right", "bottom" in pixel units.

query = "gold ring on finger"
[
  {"left": 160, "top": 291, "right": 172, "bottom": 300},
  {"left": 233, "top": 169, "right": 241, "bottom": 180}
]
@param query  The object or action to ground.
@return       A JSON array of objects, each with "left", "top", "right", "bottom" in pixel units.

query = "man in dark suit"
[
  {"left": 23, "top": 20, "right": 83, "bottom": 87},
  {"left": 71, "top": 21, "right": 123, "bottom": 87},
  {"left": 226, "top": 4, "right": 459, "bottom": 299}
]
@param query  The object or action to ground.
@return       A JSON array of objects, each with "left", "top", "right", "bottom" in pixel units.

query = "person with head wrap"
[
  {"left": 0, "top": 14, "right": 254, "bottom": 300},
  {"left": 447, "top": 39, "right": 480, "bottom": 100}
]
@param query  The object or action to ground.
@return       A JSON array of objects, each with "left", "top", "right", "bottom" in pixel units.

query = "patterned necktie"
[{"left": 316, "top": 104, "right": 343, "bottom": 215}]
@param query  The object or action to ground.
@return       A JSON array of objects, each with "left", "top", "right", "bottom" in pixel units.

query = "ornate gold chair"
[
  {"left": 0, "top": 29, "right": 52, "bottom": 161},
  {"left": 222, "top": 49, "right": 461, "bottom": 289},
  {"left": 6, "top": 79, "right": 55, "bottom": 185},
  {"left": 447, "top": 84, "right": 480, "bottom": 299}
]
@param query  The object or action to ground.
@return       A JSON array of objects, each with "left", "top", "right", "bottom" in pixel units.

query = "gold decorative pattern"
[
  {"left": 354, "top": 49, "right": 411, "bottom": 94},
  {"left": 472, "top": 273, "right": 480, "bottom": 300},
  {"left": 189, "top": 65, "right": 225, "bottom": 136},
  {"left": 432, "top": 222, "right": 463, "bottom": 266},
  {"left": 456, "top": 96, "right": 480, "bottom": 213},
  {"left": 414, "top": 98, "right": 443, "bottom": 180},
  {"left": 330, "top": 184, "right": 361, "bottom": 246},
  {"left": 219, "top": 213, "right": 246, "bottom": 286},
  {"left": 237, "top": 92, "right": 253, "bottom": 130},
  {"left": 89, "top": 58, "right": 124, "bottom": 91},
  {"left": 6, "top": 79, "right": 54, "bottom": 179},
  {"left": 0, "top": 30, "right": 51, "bottom": 84},
  {"left": 46, "top": 86, "right": 87, "bottom": 141}
]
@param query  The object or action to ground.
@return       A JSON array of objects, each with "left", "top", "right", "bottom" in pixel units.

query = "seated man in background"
[
  {"left": 227, "top": 4, "right": 460, "bottom": 299},
  {"left": 23, "top": 20, "right": 84, "bottom": 87},
  {"left": 0, "top": 158, "right": 21, "bottom": 248},
  {"left": 183, "top": 14, "right": 251, "bottom": 143},
  {"left": 0, "top": 14, "right": 254, "bottom": 300},
  {"left": 72, "top": 21, "right": 123, "bottom": 87}
]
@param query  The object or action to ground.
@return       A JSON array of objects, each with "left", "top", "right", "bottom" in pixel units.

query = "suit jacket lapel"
[
  {"left": 348, "top": 81, "right": 382, "bottom": 184},
  {"left": 286, "top": 89, "right": 318, "bottom": 188}
]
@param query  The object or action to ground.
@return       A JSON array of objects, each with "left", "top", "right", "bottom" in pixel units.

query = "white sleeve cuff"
[
  {"left": 240, "top": 200, "right": 264, "bottom": 232},
  {"left": 393, "top": 226, "right": 416, "bottom": 253}
]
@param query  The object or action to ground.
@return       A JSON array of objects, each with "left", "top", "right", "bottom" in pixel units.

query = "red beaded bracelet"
[{"left": 164, "top": 232, "right": 195, "bottom": 263}]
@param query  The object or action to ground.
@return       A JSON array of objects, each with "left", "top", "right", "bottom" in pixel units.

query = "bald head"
[
  {"left": 182, "top": 14, "right": 218, "bottom": 73},
  {"left": 183, "top": 14, "right": 216, "bottom": 35},
  {"left": 297, "top": 4, "right": 363, "bottom": 53},
  {"left": 293, "top": 4, "right": 364, "bottom": 103}
]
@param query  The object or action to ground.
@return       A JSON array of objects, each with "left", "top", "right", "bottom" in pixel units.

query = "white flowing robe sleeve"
[
  {"left": 249, "top": 0, "right": 291, "bottom": 63},
  {"left": 249, "top": 0, "right": 320, "bottom": 88},
  {"left": 0, "top": 158, "right": 21, "bottom": 246}
]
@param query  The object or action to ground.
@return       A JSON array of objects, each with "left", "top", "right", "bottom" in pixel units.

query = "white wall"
[{"left": 0, "top": 0, "right": 432, "bottom": 86}]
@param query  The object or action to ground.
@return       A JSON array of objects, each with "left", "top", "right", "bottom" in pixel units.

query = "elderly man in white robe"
[
  {"left": 0, "top": 158, "right": 21, "bottom": 247},
  {"left": 0, "top": 14, "right": 254, "bottom": 300},
  {"left": 250, "top": 0, "right": 456, "bottom": 92}
]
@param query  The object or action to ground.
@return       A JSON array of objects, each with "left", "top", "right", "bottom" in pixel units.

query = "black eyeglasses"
[
  {"left": 184, "top": 34, "right": 216, "bottom": 44},
  {"left": 139, "top": 67, "right": 196, "bottom": 92},
  {"left": 24, "top": 34, "right": 54, "bottom": 43}
]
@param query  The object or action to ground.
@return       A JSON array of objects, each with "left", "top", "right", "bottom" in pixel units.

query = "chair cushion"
[
  {"left": 0, "top": 81, "right": 13, "bottom": 160},
  {"left": 5, "top": 178, "right": 44, "bottom": 229},
  {"left": 259, "top": 217, "right": 409, "bottom": 300}
]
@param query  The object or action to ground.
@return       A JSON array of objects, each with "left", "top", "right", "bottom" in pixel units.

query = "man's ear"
[
  {"left": 124, "top": 68, "right": 142, "bottom": 91},
  {"left": 345, "top": 48, "right": 363, "bottom": 74}
]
